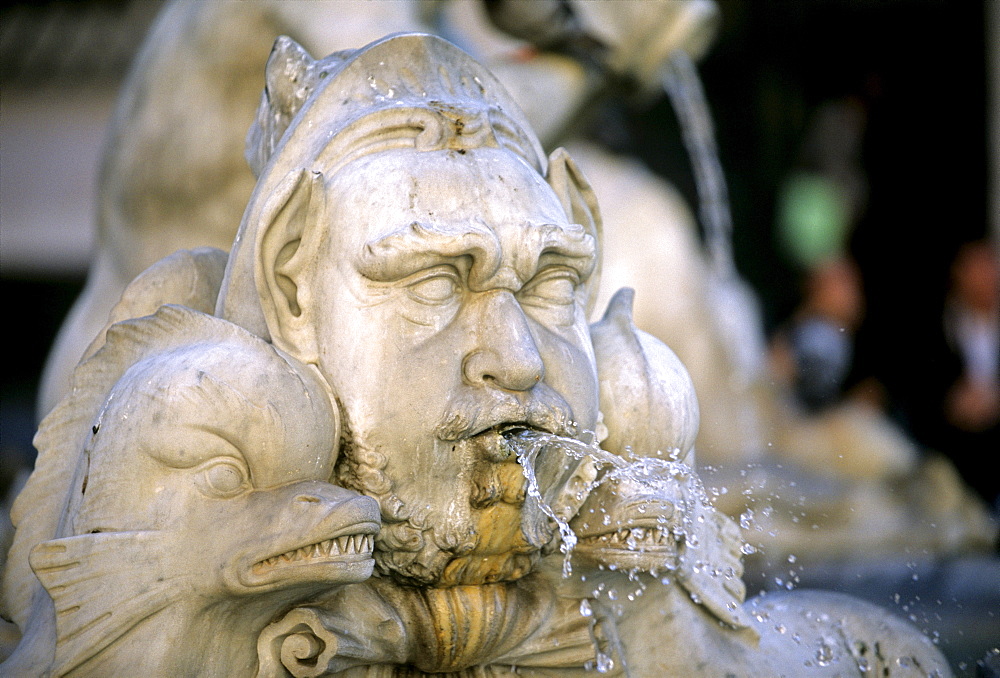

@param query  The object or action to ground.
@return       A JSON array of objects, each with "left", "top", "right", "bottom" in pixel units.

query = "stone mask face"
[
  {"left": 216, "top": 32, "right": 603, "bottom": 588},
  {"left": 308, "top": 147, "right": 600, "bottom": 585}
]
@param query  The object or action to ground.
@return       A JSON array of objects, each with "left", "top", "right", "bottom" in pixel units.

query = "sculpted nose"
[{"left": 463, "top": 291, "right": 544, "bottom": 391}]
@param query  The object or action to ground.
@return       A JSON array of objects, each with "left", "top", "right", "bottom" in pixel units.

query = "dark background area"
[
  {"left": 629, "top": 0, "right": 989, "bottom": 330},
  {"left": 595, "top": 0, "right": 995, "bottom": 510}
]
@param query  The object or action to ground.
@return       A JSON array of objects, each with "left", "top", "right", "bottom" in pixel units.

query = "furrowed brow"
[
  {"left": 357, "top": 220, "right": 501, "bottom": 281},
  {"left": 530, "top": 221, "right": 597, "bottom": 279},
  {"left": 474, "top": 221, "right": 596, "bottom": 289}
]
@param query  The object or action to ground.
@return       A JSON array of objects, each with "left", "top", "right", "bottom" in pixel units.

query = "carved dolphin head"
[
  {"left": 67, "top": 330, "right": 380, "bottom": 593},
  {"left": 5, "top": 306, "right": 379, "bottom": 676},
  {"left": 43, "top": 306, "right": 380, "bottom": 591},
  {"left": 590, "top": 287, "right": 700, "bottom": 464}
]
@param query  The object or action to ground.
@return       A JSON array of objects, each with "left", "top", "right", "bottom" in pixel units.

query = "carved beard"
[{"left": 333, "top": 390, "right": 574, "bottom": 587}]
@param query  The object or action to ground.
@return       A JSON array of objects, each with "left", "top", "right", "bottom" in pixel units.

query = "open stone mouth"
[
  {"left": 498, "top": 423, "right": 531, "bottom": 437},
  {"left": 463, "top": 423, "right": 540, "bottom": 463},
  {"left": 476, "top": 423, "right": 533, "bottom": 444},
  {"left": 252, "top": 533, "right": 375, "bottom": 575}
]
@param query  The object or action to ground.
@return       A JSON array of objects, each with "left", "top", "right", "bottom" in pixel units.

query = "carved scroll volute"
[{"left": 256, "top": 608, "right": 340, "bottom": 678}]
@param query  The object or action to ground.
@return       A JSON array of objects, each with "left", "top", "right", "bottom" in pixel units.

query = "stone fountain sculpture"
[
  {"left": 29, "top": 0, "right": 994, "bottom": 574},
  {"left": 2, "top": 33, "right": 951, "bottom": 676}
]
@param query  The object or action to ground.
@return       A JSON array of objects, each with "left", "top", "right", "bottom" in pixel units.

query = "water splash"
[
  {"left": 503, "top": 428, "right": 712, "bottom": 579},
  {"left": 504, "top": 428, "right": 612, "bottom": 577}
]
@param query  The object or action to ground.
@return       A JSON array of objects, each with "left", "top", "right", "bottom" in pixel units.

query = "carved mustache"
[{"left": 435, "top": 385, "right": 574, "bottom": 441}]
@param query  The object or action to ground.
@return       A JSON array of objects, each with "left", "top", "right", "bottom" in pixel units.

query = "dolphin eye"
[{"left": 198, "top": 459, "right": 249, "bottom": 498}]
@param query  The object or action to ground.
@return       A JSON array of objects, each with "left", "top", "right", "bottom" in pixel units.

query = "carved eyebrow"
[
  {"left": 357, "top": 220, "right": 500, "bottom": 282},
  {"left": 518, "top": 221, "right": 597, "bottom": 284},
  {"left": 357, "top": 219, "right": 596, "bottom": 284}
]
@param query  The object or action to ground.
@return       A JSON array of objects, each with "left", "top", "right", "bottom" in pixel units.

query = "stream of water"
[
  {"left": 503, "top": 428, "right": 703, "bottom": 580},
  {"left": 661, "top": 50, "right": 734, "bottom": 279}
]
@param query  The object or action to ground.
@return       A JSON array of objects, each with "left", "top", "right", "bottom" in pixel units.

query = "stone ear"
[
  {"left": 546, "top": 147, "right": 603, "bottom": 316},
  {"left": 255, "top": 169, "right": 325, "bottom": 364}
]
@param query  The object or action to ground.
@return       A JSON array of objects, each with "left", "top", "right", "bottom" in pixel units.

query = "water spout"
[{"left": 662, "top": 49, "right": 734, "bottom": 280}]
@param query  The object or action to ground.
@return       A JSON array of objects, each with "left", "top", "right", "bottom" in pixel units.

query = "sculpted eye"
[
  {"left": 407, "top": 273, "right": 460, "bottom": 305},
  {"left": 198, "top": 459, "right": 250, "bottom": 498},
  {"left": 520, "top": 269, "right": 579, "bottom": 306}
]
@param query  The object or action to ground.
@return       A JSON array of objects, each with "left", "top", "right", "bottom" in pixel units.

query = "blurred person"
[
  {"left": 943, "top": 239, "right": 1000, "bottom": 434},
  {"left": 932, "top": 239, "right": 1000, "bottom": 510},
  {"left": 770, "top": 256, "right": 865, "bottom": 413},
  {"left": 772, "top": 93, "right": 869, "bottom": 415}
]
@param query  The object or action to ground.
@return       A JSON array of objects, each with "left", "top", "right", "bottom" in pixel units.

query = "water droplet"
[
  {"left": 595, "top": 652, "right": 614, "bottom": 673},
  {"left": 579, "top": 599, "right": 593, "bottom": 617},
  {"left": 815, "top": 640, "right": 835, "bottom": 667}
]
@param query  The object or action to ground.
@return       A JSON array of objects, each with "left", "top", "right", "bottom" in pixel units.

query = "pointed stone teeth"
[
  {"left": 255, "top": 533, "right": 375, "bottom": 572},
  {"left": 581, "top": 526, "right": 671, "bottom": 551}
]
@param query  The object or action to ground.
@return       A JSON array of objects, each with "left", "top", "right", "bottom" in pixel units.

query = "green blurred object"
[{"left": 777, "top": 172, "right": 849, "bottom": 269}]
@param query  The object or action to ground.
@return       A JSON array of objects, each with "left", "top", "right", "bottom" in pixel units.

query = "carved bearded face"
[{"left": 307, "top": 147, "right": 600, "bottom": 585}]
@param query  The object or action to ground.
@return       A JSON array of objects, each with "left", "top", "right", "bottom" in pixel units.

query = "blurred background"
[{"left": 1, "top": 0, "right": 997, "bottom": 673}]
